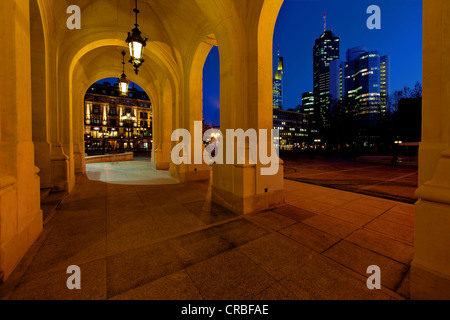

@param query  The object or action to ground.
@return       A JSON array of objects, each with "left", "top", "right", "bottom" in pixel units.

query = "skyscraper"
[
  {"left": 344, "top": 47, "right": 390, "bottom": 115},
  {"left": 273, "top": 51, "right": 284, "bottom": 110},
  {"left": 300, "top": 92, "right": 314, "bottom": 115},
  {"left": 312, "top": 29, "right": 340, "bottom": 135},
  {"left": 329, "top": 59, "right": 345, "bottom": 113},
  {"left": 380, "top": 55, "right": 390, "bottom": 112}
]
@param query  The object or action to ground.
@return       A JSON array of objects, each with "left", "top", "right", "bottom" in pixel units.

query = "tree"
[
  {"left": 412, "top": 81, "right": 422, "bottom": 99},
  {"left": 387, "top": 82, "right": 422, "bottom": 112}
]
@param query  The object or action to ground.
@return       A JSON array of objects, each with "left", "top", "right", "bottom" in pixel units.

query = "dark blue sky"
[
  {"left": 95, "top": 78, "right": 145, "bottom": 92},
  {"left": 203, "top": 0, "right": 422, "bottom": 126}
]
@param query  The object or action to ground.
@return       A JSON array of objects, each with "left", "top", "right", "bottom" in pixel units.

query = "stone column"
[
  {"left": 411, "top": 0, "right": 450, "bottom": 299},
  {"left": 73, "top": 88, "right": 86, "bottom": 176},
  {"left": 48, "top": 47, "right": 71, "bottom": 192},
  {"left": 174, "top": 41, "right": 214, "bottom": 182},
  {"left": 0, "top": 0, "right": 43, "bottom": 280},
  {"left": 152, "top": 80, "right": 172, "bottom": 171},
  {"left": 30, "top": 0, "right": 52, "bottom": 189},
  {"left": 208, "top": 0, "right": 285, "bottom": 214}
]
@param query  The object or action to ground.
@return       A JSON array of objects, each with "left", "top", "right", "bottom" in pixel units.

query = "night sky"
[{"left": 98, "top": 0, "right": 423, "bottom": 127}]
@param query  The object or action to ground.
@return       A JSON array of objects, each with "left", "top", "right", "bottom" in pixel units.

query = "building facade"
[
  {"left": 344, "top": 47, "right": 390, "bottom": 115},
  {"left": 329, "top": 59, "right": 345, "bottom": 113},
  {"left": 312, "top": 30, "right": 340, "bottom": 135},
  {"left": 300, "top": 91, "right": 315, "bottom": 115},
  {"left": 84, "top": 82, "right": 153, "bottom": 153},
  {"left": 273, "top": 108, "right": 309, "bottom": 148}
]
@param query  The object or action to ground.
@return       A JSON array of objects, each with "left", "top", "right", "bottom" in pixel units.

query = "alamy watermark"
[
  {"left": 367, "top": 5, "right": 381, "bottom": 30},
  {"left": 367, "top": 265, "right": 381, "bottom": 290},
  {"left": 66, "top": 5, "right": 81, "bottom": 30},
  {"left": 171, "top": 122, "right": 280, "bottom": 176},
  {"left": 66, "top": 265, "right": 81, "bottom": 290}
]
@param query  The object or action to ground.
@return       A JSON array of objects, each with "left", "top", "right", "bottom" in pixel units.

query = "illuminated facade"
[
  {"left": 313, "top": 30, "right": 340, "bottom": 134},
  {"left": 380, "top": 55, "right": 390, "bottom": 111},
  {"left": 300, "top": 92, "right": 315, "bottom": 115},
  {"left": 84, "top": 82, "right": 153, "bottom": 152},
  {"left": 273, "top": 109, "right": 309, "bottom": 148},
  {"left": 273, "top": 52, "right": 284, "bottom": 109},
  {"left": 344, "top": 47, "right": 390, "bottom": 115}
]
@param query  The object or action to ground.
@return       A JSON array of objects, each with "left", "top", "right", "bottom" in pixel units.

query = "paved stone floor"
[
  {"left": 0, "top": 159, "right": 414, "bottom": 300},
  {"left": 284, "top": 157, "right": 418, "bottom": 203}
]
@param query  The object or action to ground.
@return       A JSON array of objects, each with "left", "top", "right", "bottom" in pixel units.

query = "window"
[
  {"left": 93, "top": 105, "right": 100, "bottom": 114},
  {"left": 110, "top": 119, "right": 117, "bottom": 127},
  {"left": 110, "top": 107, "right": 116, "bottom": 115}
]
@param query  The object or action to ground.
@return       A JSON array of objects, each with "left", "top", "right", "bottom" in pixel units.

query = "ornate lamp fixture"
[
  {"left": 118, "top": 51, "right": 130, "bottom": 96},
  {"left": 126, "top": 0, "right": 148, "bottom": 74}
]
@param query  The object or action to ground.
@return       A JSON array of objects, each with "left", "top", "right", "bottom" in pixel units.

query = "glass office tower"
[
  {"left": 344, "top": 47, "right": 390, "bottom": 115},
  {"left": 313, "top": 30, "right": 340, "bottom": 135}
]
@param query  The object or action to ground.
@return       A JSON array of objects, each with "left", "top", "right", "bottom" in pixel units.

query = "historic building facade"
[{"left": 84, "top": 82, "right": 153, "bottom": 153}]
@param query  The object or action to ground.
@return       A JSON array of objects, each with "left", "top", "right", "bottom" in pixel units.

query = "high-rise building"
[
  {"left": 380, "top": 55, "right": 390, "bottom": 112},
  {"left": 313, "top": 30, "right": 340, "bottom": 134},
  {"left": 300, "top": 92, "right": 314, "bottom": 115},
  {"left": 273, "top": 51, "right": 284, "bottom": 109},
  {"left": 344, "top": 47, "right": 390, "bottom": 115},
  {"left": 329, "top": 59, "right": 345, "bottom": 113}
]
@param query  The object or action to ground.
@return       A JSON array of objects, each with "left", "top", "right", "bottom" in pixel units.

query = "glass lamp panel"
[
  {"left": 128, "top": 42, "right": 133, "bottom": 58},
  {"left": 119, "top": 81, "right": 129, "bottom": 95},
  {"left": 132, "top": 41, "right": 143, "bottom": 60}
]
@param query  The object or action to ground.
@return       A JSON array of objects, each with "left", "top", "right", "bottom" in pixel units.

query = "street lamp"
[
  {"left": 118, "top": 51, "right": 130, "bottom": 96},
  {"left": 120, "top": 113, "right": 136, "bottom": 152},
  {"left": 126, "top": 0, "right": 148, "bottom": 75}
]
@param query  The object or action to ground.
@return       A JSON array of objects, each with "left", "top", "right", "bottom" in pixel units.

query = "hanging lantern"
[
  {"left": 126, "top": 0, "right": 148, "bottom": 75},
  {"left": 118, "top": 51, "right": 130, "bottom": 96}
]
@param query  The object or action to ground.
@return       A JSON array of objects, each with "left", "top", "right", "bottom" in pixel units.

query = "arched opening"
[
  {"left": 203, "top": 46, "right": 221, "bottom": 130},
  {"left": 80, "top": 77, "right": 176, "bottom": 185},
  {"left": 64, "top": 38, "right": 180, "bottom": 185},
  {"left": 202, "top": 46, "right": 221, "bottom": 163},
  {"left": 83, "top": 78, "right": 152, "bottom": 155}
]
